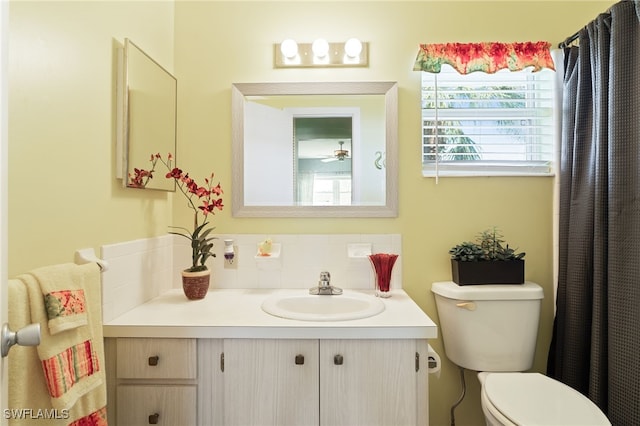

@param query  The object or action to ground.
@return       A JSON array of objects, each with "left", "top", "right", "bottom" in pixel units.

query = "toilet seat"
[{"left": 482, "top": 373, "right": 611, "bottom": 426}]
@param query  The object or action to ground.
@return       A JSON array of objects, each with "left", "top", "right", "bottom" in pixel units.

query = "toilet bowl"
[{"left": 478, "top": 372, "right": 611, "bottom": 426}]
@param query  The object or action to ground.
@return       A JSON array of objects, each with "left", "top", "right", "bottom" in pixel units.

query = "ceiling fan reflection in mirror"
[{"left": 321, "top": 140, "right": 350, "bottom": 162}]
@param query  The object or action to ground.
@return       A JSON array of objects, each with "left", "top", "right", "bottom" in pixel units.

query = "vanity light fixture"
[{"left": 274, "top": 38, "right": 369, "bottom": 68}]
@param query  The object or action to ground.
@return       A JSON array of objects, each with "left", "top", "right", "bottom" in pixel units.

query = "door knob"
[{"left": 1, "top": 323, "right": 41, "bottom": 357}]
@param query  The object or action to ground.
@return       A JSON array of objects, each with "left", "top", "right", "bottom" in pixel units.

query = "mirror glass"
[
  {"left": 232, "top": 82, "right": 397, "bottom": 217},
  {"left": 119, "top": 38, "right": 177, "bottom": 191},
  {"left": 295, "top": 115, "right": 353, "bottom": 206}
]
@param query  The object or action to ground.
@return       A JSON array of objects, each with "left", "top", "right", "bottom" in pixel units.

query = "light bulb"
[
  {"left": 280, "top": 39, "right": 298, "bottom": 59},
  {"left": 312, "top": 38, "right": 330, "bottom": 58},
  {"left": 344, "top": 38, "right": 363, "bottom": 58}
]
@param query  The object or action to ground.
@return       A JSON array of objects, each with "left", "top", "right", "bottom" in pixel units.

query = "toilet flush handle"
[{"left": 456, "top": 302, "right": 476, "bottom": 311}]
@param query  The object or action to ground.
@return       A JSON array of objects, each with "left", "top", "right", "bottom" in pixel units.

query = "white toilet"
[{"left": 431, "top": 281, "right": 611, "bottom": 426}]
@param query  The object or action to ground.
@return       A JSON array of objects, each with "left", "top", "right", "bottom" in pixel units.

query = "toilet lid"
[{"left": 484, "top": 373, "right": 611, "bottom": 426}]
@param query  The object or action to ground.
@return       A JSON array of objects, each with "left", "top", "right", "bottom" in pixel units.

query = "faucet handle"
[
  {"left": 318, "top": 271, "right": 331, "bottom": 289},
  {"left": 310, "top": 271, "right": 342, "bottom": 295}
]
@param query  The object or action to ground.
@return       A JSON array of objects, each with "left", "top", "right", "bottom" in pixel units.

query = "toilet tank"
[{"left": 431, "top": 281, "right": 544, "bottom": 372}]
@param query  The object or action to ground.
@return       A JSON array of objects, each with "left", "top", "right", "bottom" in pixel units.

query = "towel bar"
[{"left": 74, "top": 248, "right": 109, "bottom": 271}]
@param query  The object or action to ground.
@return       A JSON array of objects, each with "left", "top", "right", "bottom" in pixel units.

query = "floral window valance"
[{"left": 413, "top": 41, "right": 555, "bottom": 74}]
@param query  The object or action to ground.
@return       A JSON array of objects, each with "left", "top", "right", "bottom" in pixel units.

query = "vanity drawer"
[
  {"left": 116, "top": 338, "right": 196, "bottom": 379},
  {"left": 116, "top": 385, "right": 196, "bottom": 425}
]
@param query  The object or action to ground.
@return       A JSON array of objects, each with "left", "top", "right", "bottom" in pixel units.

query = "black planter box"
[{"left": 451, "top": 259, "right": 525, "bottom": 285}]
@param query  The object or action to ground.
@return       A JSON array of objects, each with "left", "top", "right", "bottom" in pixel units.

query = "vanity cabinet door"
[
  {"left": 319, "top": 339, "right": 425, "bottom": 426},
  {"left": 223, "top": 339, "right": 320, "bottom": 426}
]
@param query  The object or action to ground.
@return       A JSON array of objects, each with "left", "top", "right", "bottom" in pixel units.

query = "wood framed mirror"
[
  {"left": 117, "top": 38, "right": 176, "bottom": 191},
  {"left": 231, "top": 81, "right": 398, "bottom": 217}
]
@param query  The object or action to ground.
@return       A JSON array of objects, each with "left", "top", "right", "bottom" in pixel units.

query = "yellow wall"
[
  {"left": 8, "top": 1, "right": 614, "bottom": 425},
  {"left": 173, "top": 2, "right": 612, "bottom": 425},
  {"left": 8, "top": 0, "right": 175, "bottom": 276}
]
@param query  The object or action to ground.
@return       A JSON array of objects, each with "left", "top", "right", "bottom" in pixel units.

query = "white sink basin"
[{"left": 261, "top": 290, "right": 385, "bottom": 321}]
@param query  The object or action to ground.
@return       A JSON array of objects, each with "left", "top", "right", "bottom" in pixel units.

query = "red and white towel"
[{"left": 8, "top": 262, "right": 107, "bottom": 425}]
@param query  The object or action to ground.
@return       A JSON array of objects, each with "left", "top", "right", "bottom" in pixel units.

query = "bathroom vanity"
[{"left": 103, "top": 288, "right": 437, "bottom": 426}]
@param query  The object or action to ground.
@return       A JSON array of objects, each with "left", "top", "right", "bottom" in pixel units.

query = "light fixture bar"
[{"left": 274, "top": 40, "right": 369, "bottom": 68}]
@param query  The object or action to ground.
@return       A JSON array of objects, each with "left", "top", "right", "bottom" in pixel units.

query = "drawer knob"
[
  {"left": 295, "top": 354, "right": 305, "bottom": 365},
  {"left": 148, "top": 413, "right": 159, "bottom": 424},
  {"left": 148, "top": 355, "right": 159, "bottom": 366},
  {"left": 334, "top": 354, "right": 344, "bottom": 365}
]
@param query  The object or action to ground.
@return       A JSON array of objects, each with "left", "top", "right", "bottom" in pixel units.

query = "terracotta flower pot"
[{"left": 182, "top": 269, "right": 211, "bottom": 300}]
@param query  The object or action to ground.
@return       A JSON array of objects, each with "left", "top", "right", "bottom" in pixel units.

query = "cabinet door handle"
[
  {"left": 334, "top": 354, "right": 344, "bottom": 365},
  {"left": 148, "top": 413, "right": 160, "bottom": 424},
  {"left": 295, "top": 354, "right": 305, "bottom": 365},
  {"left": 148, "top": 355, "right": 159, "bottom": 366}
]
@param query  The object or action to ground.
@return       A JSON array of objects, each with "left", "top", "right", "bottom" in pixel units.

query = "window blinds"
[{"left": 421, "top": 66, "right": 556, "bottom": 177}]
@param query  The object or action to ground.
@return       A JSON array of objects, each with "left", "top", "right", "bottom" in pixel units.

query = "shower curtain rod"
[
  {"left": 559, "top": 3, "right": 615, "bottom": 49},
  {"left": 558, "top": 31, "right": 579, "bottom": 49}
]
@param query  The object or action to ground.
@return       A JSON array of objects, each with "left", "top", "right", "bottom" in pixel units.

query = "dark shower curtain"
[{"left": 548, "top": 1, "right": 640, "bottom": 425}]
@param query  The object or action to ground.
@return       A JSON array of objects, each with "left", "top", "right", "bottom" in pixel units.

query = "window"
[
  {"left": 312, "top": 173, "right": 352, "bottom": 206},
  {"left": 421, "top": 65, "right": 556, "bottom": 177}
]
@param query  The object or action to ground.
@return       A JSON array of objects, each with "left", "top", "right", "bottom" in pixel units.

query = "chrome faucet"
[
  {"left": 309, "top": 271, "right": 343, "bottom": 295},
  {"left": 319, "top": 271, "right": 331, "bottom": 288}
]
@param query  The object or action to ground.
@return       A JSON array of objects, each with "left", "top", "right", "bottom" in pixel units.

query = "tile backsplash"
[
  {"left": 100, "top": 235, "right": 173, "bottom": 322},
  {"left": 101, "top": 233, "right": 401, "bottom": 321}
]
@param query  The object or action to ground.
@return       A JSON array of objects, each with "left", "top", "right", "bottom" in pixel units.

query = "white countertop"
[{"left": 103, "top": 288, "right": 438, "bottom": 340}]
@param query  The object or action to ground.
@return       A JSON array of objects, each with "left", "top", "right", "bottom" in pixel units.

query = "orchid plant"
[{"left": 129, "top": 153, "right": 224, "bottom": 272}]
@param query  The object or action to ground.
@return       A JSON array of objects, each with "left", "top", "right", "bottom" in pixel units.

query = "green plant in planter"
[
  {"left": 449, "top": 227, "right": 525, "bottom": 285},
  {"left": 448, "top": 241, "right": 484, "bottom": 261},
  {"left": 449, "top": 227, "right": 525, "bottom": 262},
  {"left": 476, "top": 227, "right": 525, "bottom": 261}
]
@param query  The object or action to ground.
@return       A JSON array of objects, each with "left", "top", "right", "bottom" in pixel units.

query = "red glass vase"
[{"left": 368, "top": 253, "right": 398, "bottom": 298}]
